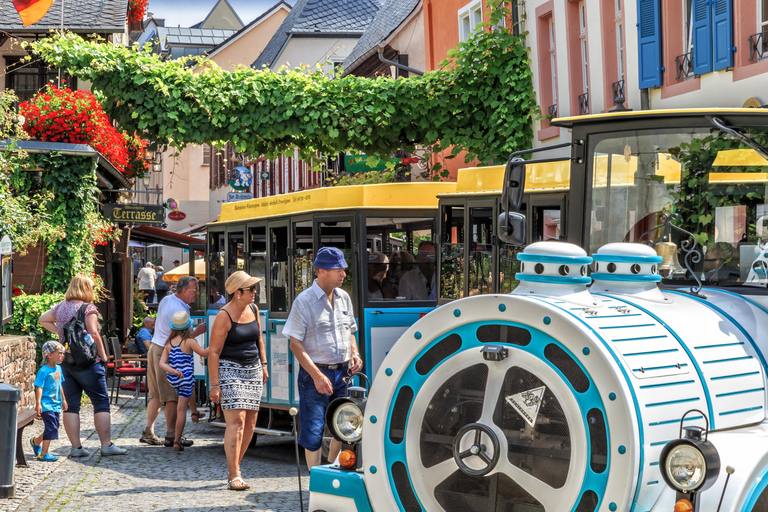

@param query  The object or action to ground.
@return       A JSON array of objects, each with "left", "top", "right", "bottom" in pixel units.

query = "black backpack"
[{"left": 61, "top": 304, "right": 98, "bottom": 369}]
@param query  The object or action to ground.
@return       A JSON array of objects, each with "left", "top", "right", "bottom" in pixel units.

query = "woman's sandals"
[{"left": 227, "top": 476, "right": 250, "bottom": 491}]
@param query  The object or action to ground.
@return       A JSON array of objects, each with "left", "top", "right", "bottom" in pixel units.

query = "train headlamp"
[
  {"left": 326, "top": 374, "right": 369, "bottom": 445},
  {"left": 659, "top": 411, "right": 719, "bottom": 495}
]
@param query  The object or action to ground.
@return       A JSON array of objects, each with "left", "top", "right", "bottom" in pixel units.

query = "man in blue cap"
[{"left": 284, "top": 246, "right": 363, "bottom": 469}]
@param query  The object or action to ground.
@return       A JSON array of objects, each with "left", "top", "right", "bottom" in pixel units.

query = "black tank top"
[{"left": 219, "top": 304, "right": 261, "bottom": 365}]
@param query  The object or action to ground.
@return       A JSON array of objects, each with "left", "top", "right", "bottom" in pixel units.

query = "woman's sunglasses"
[{"left": 239, "top": 285, "right": 257, "bottom": 292}]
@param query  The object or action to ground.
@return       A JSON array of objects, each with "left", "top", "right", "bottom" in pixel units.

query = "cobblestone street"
[{"left": 3, "top": 391, "right": 310, "bottom": 512}]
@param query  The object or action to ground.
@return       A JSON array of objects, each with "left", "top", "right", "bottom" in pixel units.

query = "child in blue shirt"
[{"left": 31, "top": 341, "right": 68, "bottom": 462}]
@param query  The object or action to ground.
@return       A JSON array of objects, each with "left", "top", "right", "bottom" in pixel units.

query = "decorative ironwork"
[
  {"left": 547, "top": 104, "right": 557, "bottom": 118},
  {"left": 578, "top": 92, "right": 589, "bottom": 115},
  {"left": 611, "top": 80, "right": 628, "bottom": 111},
  {"left": 675, "top": 51, "right": 695, "bottom": 81},
  {"left": 749, "top": 30, "right": 768, "bottom": 62},
  {"left": 639, "top": 213, "right": 704, "bottom": 297}
]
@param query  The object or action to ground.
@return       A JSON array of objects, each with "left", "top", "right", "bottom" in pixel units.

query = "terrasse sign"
[{"left": 104, "top": 204, "right": 165, "bottom": 225}]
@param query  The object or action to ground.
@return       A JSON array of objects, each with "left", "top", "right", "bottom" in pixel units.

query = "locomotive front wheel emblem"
[{"left": 452, "top": 423, "right": 500, "bottom": 477}]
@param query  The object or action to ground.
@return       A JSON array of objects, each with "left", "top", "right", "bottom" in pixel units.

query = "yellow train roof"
[
  {"left": 552, "top": 108, "right": 768, "bottom": 128},
  {"left": 216, "top": 182, "right": 457, "bottom": 223},
  {"left": 439, "top": 160, "right": 572, "bottom": 198}
]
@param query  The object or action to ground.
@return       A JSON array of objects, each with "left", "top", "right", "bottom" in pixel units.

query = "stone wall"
[{"left": 0, "top": 335, "right": 36, "bottom": 411}]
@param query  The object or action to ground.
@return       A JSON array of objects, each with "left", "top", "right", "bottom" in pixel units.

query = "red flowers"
[
  {"left": 11, "top": 286, "right": 22, "bottom": 297},
  {"left": 127, "top": 0, "right": 149, "bottom": 23},
  {"left": 19, "top": 85, "right": 148, "bottom": 178}
]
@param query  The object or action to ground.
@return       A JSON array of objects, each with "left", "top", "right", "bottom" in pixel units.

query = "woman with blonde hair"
[
  {"left": 39, "top": 275, "right": 126, "bottom": 457},
  {"left": 208, "top": 271, "right": 268, "bottom": 490}
]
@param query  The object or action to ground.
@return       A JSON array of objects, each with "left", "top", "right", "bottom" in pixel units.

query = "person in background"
[
  {"left": 367, "top": 252, "right": 395, "bottom": 299},
  {"left": 398, "top": 240, "right": 437, "bottom": 300},
  {"left": 38, "top": 275, "right": 126, "bottom": 457},
  {"left": 134, "top": 317, "right": 154, "bottom": 357},
  {"left": 155, "top": 265, "right": 169, "bottom": 302},
  {"left": 133, "top": 255, "right": 142, "bottom": 284},
  {"left": 284, "top": 247, "right": 363, "bottom": 470},
  {"left": 138, "top": 262, "right": 157, "bottom": 303},
  {"left": 209, "top": 276, "right": 226, "bottom": 305},
  {"left": 173, "top": 260, "right": 181, "bottom": 268},
  {"left": 141, "top": 276, "right": 207, "bottom": 447},
  {"left": 208, "top": 271, "right": 268, "bottom": 490},
  {"left": 30, "top": 341, "right": 67, "bottom": 462}
]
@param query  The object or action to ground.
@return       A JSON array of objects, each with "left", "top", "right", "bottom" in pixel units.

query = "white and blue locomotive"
[{"left": 310, "top": 241, "right": 768, "bottom": 512}]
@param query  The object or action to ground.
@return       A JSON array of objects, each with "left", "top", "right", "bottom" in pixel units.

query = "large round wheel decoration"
[
  {"left": 452, "top": 423, "right": 500, "bottom": 477},
  {"left": 373, "top": 319, "right": 610, "bottom": 512}
]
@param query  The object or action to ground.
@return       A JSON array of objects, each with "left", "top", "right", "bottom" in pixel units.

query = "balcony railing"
[
  {"left": 547, "top": 104, "right": 557, "bottom": 118},
  {"left": 749, "top": 30, "right": 768, "bottom": 62},
  {"left": 675, "top": 51, "right": 695, "bottom": 81},
  {"left": 578, "top": 92, "right": 589, "bottom": 115}
]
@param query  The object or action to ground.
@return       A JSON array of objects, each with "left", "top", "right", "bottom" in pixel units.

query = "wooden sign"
[{"left": 104, "top": 204, "right": 165, "bottom": 225}]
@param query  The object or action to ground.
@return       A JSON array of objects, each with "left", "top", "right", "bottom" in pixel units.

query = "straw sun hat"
[{"left": 224, "top": 271, "right": 263, "bottom": 295}]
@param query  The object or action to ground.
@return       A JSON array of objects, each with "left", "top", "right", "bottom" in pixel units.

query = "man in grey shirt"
[{"left": 284, "top": 247, "right": 363, "bottom": 469}]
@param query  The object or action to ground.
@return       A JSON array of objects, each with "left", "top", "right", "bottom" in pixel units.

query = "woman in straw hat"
[{"left": 208, "top": 271, "right": 268, "bottom": 491}]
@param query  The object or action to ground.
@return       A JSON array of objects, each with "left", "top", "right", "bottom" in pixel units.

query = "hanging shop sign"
[
  {"left": 228, "top": 192, "right": 253, "bottom": 202},
  {"left": 104, "top": 203, "right": 165, "bottom": 225},
  {"left": 168, "top": 211, "right": 187, "bottom": 221},
  {"left": 229, "top": 166, "right": 253, "bottom": 191}
]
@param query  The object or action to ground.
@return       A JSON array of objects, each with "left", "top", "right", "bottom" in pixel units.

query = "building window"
[
  {"left": 751, "top": 0, "right": 768, "bottom": 61},
  {"left": 458, "top": 1, "right": 483, "bottom": 42},
  {"left": 676, "top": 0, "right": 696, "bottom": 79},
  {"left": 615, "top": 0, "right": 624, "bottom": 81},
  {"left": 4, "top": 58, "right": 76, "bottom": 103},
  {"left": 549, "top": 17, "right": 557, "bottom": 113},
  {"left": 202, "top": 144, "right": 211, "bottom": 166},
  {"left": 578, "top": 1, "right": 589, "bottom": 114}
]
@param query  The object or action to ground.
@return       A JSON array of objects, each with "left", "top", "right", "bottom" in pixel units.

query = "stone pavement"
[{"left": 3, "top": 390, "right": 310, "bottom": 512}]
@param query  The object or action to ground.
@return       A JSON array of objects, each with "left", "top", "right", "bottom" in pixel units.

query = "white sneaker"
[
  {"left": 69, "top": 446, "right": 91, "bottom": 458},
  {"left": 100, "top": 443, "right": 127, "bottom": 456}
]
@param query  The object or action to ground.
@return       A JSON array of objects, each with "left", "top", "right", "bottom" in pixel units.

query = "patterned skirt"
[{"left": 219, "top": 359, "right": 263, "bottom": 411}]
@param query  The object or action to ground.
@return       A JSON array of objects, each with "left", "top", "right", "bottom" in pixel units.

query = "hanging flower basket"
[
  {"left": 19, "top": 84, "right": 148, "bottom": 178},
  {"left": 127, "top": 0, "right": 148, "bottom": 24}
]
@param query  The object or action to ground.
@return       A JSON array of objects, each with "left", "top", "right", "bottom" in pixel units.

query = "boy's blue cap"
[{"left": 313, "top": 247, "right": 348, "bottom": 269}]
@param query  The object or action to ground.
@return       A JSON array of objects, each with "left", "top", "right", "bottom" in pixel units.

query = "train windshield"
[{"left": 590, "top": 125, "right": 768, "bottom": 288}]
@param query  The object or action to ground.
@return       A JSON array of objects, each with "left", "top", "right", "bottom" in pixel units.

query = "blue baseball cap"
[{"left": 313, "top": 247, "right": 348, "bottom": 269}]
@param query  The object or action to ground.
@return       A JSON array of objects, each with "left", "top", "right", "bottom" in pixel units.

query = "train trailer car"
[{"left": 308, "top": 109, "right": 768, "bottom": 511}]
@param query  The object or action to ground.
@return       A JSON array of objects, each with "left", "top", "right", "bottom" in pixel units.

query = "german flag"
[{"left": 13, "top": 0, "right": 55, "bottom": 27}]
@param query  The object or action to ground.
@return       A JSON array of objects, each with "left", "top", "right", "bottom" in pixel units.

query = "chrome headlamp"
[
  {"left": 659, "top": 411, "right": 720, "bottom": 496},
  {"left": 326, "top": 382, "right": 368, "bottom": 445}
]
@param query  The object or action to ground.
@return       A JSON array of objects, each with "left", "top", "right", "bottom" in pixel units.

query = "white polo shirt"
[
  {"left": 283, "top": 280, "right": 358, "bottom": 365},
  {"left": 151, "top": 293, "right": 190, "bottom": 348}
]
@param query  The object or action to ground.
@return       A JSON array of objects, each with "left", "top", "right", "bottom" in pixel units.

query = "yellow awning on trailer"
[
  {"left": 217, "top": 182, "right": 457, "bottom": 223},
  {"left": 441, "top": 160, "right": 572, "bottom": 198}
]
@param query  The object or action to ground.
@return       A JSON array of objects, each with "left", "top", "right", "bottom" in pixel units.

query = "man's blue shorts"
[
  {"left": 41, "top": 411, "right": 59, "bottom": 441},
  {"left": 297, "top": 365, "right": 348, "bottom": 452}
]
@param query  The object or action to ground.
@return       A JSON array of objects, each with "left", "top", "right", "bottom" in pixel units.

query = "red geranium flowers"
[
  {"left": 127, "top": 0, "right": 149, "bottom": 24},
  {"left": 20, "top": 85, "right": 148, "bottom": 178}
]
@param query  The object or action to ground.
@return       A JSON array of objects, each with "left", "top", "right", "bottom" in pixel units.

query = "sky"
[{"left": 146, "top": 0, "right": 294, "bottom": 28}]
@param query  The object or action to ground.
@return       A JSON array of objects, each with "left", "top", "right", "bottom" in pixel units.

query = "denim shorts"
[
  {"left": 41, "top": 411, "right": 59, "bottom": 441},
  {"left": 297, "top": 365, "right": 348, "bottom": 452},
  {"left": 62, "top": 363, "right": 111, "bottom": 414}
]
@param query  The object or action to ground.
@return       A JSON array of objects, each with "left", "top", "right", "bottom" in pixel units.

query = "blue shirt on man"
[
  {"left": 34, "top": 365, "right": 64, "bottom": 412},
  {"left": 135, "top": 327, "right": 152, "bottom": 354}
]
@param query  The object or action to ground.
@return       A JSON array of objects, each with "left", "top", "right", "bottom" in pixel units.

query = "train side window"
[
  {"left": 208, "top": 232, "right": 226, "bottom": 308},
  {"left": 533, "top": 207, "right": 562, "bottom": 241},
  {"left": 499, "top": 245, "right": 521, "bottom": 293},
  {"left": 293, "top": 220, "right": 314, "bottom": 298},
  {"left": 270, "top": 225, "right": 289, "bottom": 313},
  {"left": 318, "top": 219, "right": 357, "bottom": 315},
  {"left": 365, "top": 216, "right": 436, "bottom": 303},
  {"left": 440, "top": 206, "right": 465, "bottom": 300},
  {"left": 469, "top": 207, "right": 494, "bottom": 296},
  {"left": 248, "top": 226, "right": 267, "bottom": 307}
]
